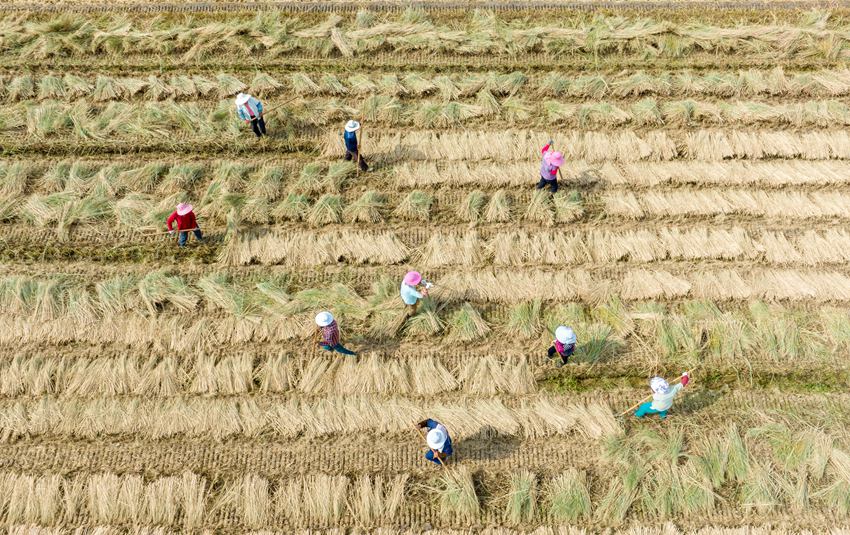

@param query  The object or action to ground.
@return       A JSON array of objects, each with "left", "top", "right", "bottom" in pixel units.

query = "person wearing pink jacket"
[
  {"left": 547, "top": 325, "right": 577, "bottom": 367},
  {"left": 537, "top": 140, "right": 564, "bottom": 193}
]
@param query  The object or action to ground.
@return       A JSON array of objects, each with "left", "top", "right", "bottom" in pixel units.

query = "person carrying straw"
[
  {"left": 633, "top": 372, "right": 691, "bottom": 419},
  {"left": 166, "top": 203, "right": 203, "bottom": 247},
  {"left": 536, "top": 139, "right": 564, "bottom": 193},
  {"left": 343, "top": 120, "right": 368, "bottom": 172},
  {"left": 417, "top": 418, "right": 453, "bottom": 467},
  {"left": 235, "top": 92, "right": 267, "bottom": 138},
  {"left": 314, "top": 311, "right": 357, "bottom": 356}
]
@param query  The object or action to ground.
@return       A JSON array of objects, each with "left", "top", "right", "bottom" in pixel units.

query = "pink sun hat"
[
  {"left": 544, "top": 151, "right": 564, "bottom": 167},
  {"left": 176, "top": 203, "right": 193, "bottom": 216},
  {"left": 403, "top": 271, "right": 422, "bottom": 286}
]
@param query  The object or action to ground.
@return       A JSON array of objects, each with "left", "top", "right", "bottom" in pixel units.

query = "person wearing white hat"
[
  {"left": 343, "top": 120, "right": 368, "bottom": 171},
  {"left": 314, "top": 311, "right": 356, "bottom": 356},
  {"left": 547, "top": 325, "right": 577, "bottom": 367},
  {"left": 235, "top": 92, "right": 267, "bottom": 138},
  {"left": 635, "top": 372, "right": 691, "bottom": 419},
  {"left": 417, "top": 418, "right": 453, "bottom": 466},
  {"left": 166, "top": 202, "right": 203, "bottom": 247}
]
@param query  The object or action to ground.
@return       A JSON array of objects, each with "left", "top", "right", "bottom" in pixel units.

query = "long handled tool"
[
  {"left": 235, "top": 95, "right": 301, "bottom": 126},
  {"left": 257, "top": 95, "right": 301, "bottom": 118},
  {"left": 356, "top": 123, "right": 365, "bottom": 175},
  {"left": 618, "top": 365, "right": 700, "bottom": 417}
]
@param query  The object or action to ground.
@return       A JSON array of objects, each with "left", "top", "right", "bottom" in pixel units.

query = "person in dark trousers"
[
  {"left": 235, "top": 92, "right": 267, "bottom": 138},
  {"left": 417, "top": 418, "right": 453, "bottom": 467},
  {"left": 314, "top": 311, "right": 357, "bottom": 356},
  {"left": 343, "top": 120, "right": 368, "bottom": 171},
  {"left": 537, "top": 139, "right": 564, "bottom": 193},
  {"left": 166, "top": 203, "right": 203, "bottom": 247},
  {"left": 547, "top": 325, "right": 577, "bottom": 367}
]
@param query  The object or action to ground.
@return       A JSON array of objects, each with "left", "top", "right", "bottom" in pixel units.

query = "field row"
[
  {"left": 19, "top": 185, "right": 850, "bottom": 243},
  {"left": 11, "top": 98, "right": 850, "bottom": 141},
  {"left": 0, "top": 353, "right": 536, "bottom": 398},
  {"left": 3, "top": 388, "right": 848, "bottom": 475},
  {"left": 9, "top": 68, "right": 850, "bottom": 103},
  {"left": 1, "top": 418, "right": 848, "bottom": 528},
  {"left": 6, "top": 159, "right": 850, "bottom": 200},
  {"left": 323, "top": 129, "right": 850, "bottom": 163},
  {"left": 227, "top": 227, "right": 850, "bottom": 268},
  {"left": 6, "top": 527, "right": 848, "bottom": 535},
  {"left": 3, "top": 274, "right": 850, "bottom": 367},
  {"left": 0, "top": 12, "right": 845, "bottom": 62},
  {"left": 402, "top": 160, "right": 850, "bottom": 188},
  {"left": 5, "top": 128, "right": 850, "bottom": 163},
  {"left": 0, "top": 395, "right": 619, "bottom": 442}
]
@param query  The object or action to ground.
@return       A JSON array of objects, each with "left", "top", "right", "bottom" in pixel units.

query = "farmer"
[
  {"left": 536, "top": 139, "right": 563, "bottom": 193},
  {"left": 314, "top": 311, "right": 357, "bottom": 356},
  {"left": 635, "top": 372, "right": 691, "bottom": 419},
  {"left": 235, "top": 92, "right": 267, "bottom": 138},
  {"left": 547, "top": 325, "right": 577, "bottom": 367},
  {"left": 166, "top": 203, "right": 203, "bottom": 247},
  {"left": 417, "top": 418, "right": 453, "bottom": 466},
  {"left": 400, "top": 271, "right": 429, "bottom": 314},
  {"left": 343, "top": 119, "right": 368, "bottom": 172}
]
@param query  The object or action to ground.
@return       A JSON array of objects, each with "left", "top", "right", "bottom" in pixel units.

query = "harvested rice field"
[{"left": 3, "top": 2, "right": 850, "bottom": 534}]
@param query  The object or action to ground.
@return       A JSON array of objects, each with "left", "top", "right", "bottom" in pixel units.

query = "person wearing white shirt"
[{"left": 635, "top": 372, "right": 690, "bottom": 419}]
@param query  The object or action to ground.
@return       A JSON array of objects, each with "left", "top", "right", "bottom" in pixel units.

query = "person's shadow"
[
  {"left": 452, "top": 425, "right": 520, "bottom": 462},
  {"left": 679, "top": 387, "right": 724, "bottom": 415}
]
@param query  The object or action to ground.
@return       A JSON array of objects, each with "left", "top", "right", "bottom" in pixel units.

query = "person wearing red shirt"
[{"left": 166, "top": 203, "right": 203, "bottom": 247}]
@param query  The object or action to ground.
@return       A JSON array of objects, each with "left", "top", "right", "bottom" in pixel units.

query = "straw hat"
[
  {"left": 315, "top": 311, "right": 334, "bottom": 327},
  {"left": 427, "top": 427, "right": 447, "bottom": 451},
  {"left": 345, "top": 120, "right": 361, "bottom": 132},
  {"left": 650, "top": 376, "right": 670, "bottom": 394},
  {"left": 544, "top": 150, "right": 564, "bottom": 167},
  {"left": 235, "top": 93, "right": 251, "bottom": 105},
  {"left": 403, "top": 271, "right": 422, "bottom": 286},
  {"left": 555, "top": 326, "right": 577, "bottom": 345},
  {"left": 176, "top": 203, "right": 193, "bottom": 216}
]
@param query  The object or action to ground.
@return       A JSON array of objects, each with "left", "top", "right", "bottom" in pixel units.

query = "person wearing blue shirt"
[
  {"left": 235, "top": 92, "right": 267, "bottom": 138},
  {"left": 417, "top": 418, "right": 453, "bottom": 466},
  {"left": 343, "top": 120, "right": 368, "bottom": 171}
]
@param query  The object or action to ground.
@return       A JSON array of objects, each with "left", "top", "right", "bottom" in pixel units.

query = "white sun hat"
[
  {"left": 426, "top": 427, "right": 447, "bottom": 451},
  {"left": 650, "top": 376, "right": 670, "bottom": 394},
  {"left": 235, "top": 92, "right": 251, "bottom": 105},
  {"left": 344, "top": 120, "right": 361, "bottom": 132},
  {"left": 315, "top": 311, "right": 334, "bottom": 327},
  {"left": 175, "top": 202, "right": 193, "bottom": 216},
  {"left": 555, "top": 325, "right": 577, "bottom": 345}
]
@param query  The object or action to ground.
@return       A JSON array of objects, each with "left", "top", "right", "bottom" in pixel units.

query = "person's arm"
[
  {"left": 256, "top": 100, "right": 264, "bottom": 117},
  {"left": 542, "top": 142, "right": 551, "bottom": 154},
  {"left": 166, "top": 211, "right": 177, "bottom": 231}
]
